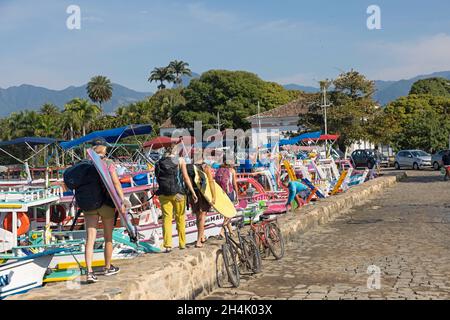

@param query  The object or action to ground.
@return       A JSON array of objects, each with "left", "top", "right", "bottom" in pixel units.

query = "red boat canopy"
[
  {"left": 303, "top": 134, "right": 340, "bottom": 142},
  {"left": 143, "top": 136, "right": 197, "bottom": 150},
  {"left": 143, "top": 136, "right": 178, "bottom": 149}
]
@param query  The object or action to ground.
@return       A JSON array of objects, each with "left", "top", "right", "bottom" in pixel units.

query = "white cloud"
[
  {"left": 365, "top": 33, "right": 450, "bottom": 80},
  {"left": 187, "top": 3, "right": 240, "bottom": 29}
]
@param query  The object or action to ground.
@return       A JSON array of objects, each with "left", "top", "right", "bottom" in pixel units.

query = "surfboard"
[
  {"left": 86, "top": 149, "right": 139, "bottom": 242},
  {"left": 193, "top": 166, "right": 237, "bottom": 218}
]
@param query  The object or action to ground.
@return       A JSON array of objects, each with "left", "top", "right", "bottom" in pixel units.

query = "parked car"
[
  {"left": 351, "top": 149, "right": 388, "bottom": 169},
  {"left": 394, "top": 150, "right": 432, "bottom": 170},
  {"left": 431, "top": 150, "right": 450, "bottom": 170}
]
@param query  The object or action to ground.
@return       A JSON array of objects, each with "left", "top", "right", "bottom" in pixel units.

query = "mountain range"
[
  {"left": 282, "top": 71, "right": 450, "bottom": 105},
  {"left": 0, "top": 83, "right": 151, "bottom": 116},
  {"left": 1, "top": 71, "right": 449, "bottom": 117}
]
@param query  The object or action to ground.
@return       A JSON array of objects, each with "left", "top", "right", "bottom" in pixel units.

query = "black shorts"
[{"left": 189, "top": 190, "right": 211, "bottom": 214}]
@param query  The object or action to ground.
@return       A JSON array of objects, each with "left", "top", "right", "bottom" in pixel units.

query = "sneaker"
[
  {"left": 86, "top": 272, "right": 98, "bottom": 284},
  {"left": 103, "top": 265, "right": 120, "bottom": 276}
]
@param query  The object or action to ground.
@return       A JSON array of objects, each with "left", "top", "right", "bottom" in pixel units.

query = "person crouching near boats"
[
  {"left": 186, "top": 148, "right": 216, "bottom": 248},
  {"left": 155, "top": 142, "right": 198, "bottom": 253},
  {"left": 84, "top": 138, "right": 124, "bottom": 283},
  {"left": 283, "top": 180, "right": 310, "bottom": 213},
  {"left": 215, "top": 153, "right": 239, "bottom": 240}
]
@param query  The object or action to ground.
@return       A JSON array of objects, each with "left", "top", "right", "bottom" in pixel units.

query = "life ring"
[
  {"left": 50, "top": 205, "right": 67, "bottom": 224},
  {"left": 153, "top": 196, "right": 161, "bottom": 209},
  {"left": 3, "top": 212, "right": 30, "bottom": 236}
]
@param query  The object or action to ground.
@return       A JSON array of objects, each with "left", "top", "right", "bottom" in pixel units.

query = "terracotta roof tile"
[
  {"left": 160, "top": 118, "right": 176, "bottom": 128},
  {"left": 247, "top": 96, "right": 316, "bottom": 120}
]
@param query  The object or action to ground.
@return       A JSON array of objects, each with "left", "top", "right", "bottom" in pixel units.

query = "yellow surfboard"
[{"left": 194, "top": 166, "right": 237, "bottom": 218}]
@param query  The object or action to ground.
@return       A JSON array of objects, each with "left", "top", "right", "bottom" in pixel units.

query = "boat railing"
[{"left": 0, "top": 185, "right": 63, "bottom": 203}]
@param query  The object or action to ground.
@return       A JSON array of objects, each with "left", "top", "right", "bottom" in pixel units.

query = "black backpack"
[
  {"left": 63, "top": 160, "right": 110, "bottom": 212},
  {"left": 155, "top": 156, "right": 184, "bottom": 196}
]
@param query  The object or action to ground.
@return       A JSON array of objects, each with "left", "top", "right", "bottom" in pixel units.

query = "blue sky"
[{"left": 1, "top": 0, "right": 450, "bottom": 92}]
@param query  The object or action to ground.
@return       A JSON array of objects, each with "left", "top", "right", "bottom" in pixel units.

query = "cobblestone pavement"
[{"left": 202, "top": 170, "right": 450, "bottom": 300}]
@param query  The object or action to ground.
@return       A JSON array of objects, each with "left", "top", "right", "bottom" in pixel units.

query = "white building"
[
  {"left": 159, "top": 118, "right": 178, "bottom": 137},
  {"left": 246, "top": 98, "right": 310, "bottom": 149}
]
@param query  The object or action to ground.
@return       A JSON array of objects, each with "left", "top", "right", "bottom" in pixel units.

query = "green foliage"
[
  {"left": 302, "top": 70, "right": 379, "bottom": 151},
  {"left": 409, "top": 77, "right": 450, "bottom": 97},
  {"left": 172, "top": 70, "right": 296, "bottom": 130},
  {"left": 384, "top": 94, "right": 450, "bottom": 152}
]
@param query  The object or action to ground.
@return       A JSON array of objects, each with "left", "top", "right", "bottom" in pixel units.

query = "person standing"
[
  {"left": 155, "top": 142, "right": 197, "bottom": 252},
  {"left": 186, "top": 148, "right": 216, "bottom": 248},
  {"left": 83, "top": 138, "right": 123, "bottom": 283},
  {"left": 215, "top": 154, "right": 239, "bottom": 239},
  {"left": 443, "top": 150, "right": 450, "bottom": 181}
]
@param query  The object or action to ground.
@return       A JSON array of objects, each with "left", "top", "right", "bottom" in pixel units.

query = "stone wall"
[{"left": 10, "top": 173, "right": 404, "bottom": 300}]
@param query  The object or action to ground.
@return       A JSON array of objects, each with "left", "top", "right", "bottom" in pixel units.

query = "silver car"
[
  {"left": 432, "top": 150, "right": 450, "bottom": 170},
  {"left": 394, "top": 150, "right": 432, "bottom": 170}
]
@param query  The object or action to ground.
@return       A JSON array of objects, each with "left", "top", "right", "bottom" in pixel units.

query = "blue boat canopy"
[
  {"left": 60, "top": 124, "right": 152, "bottom": 150},
  {"left": 0, "top": 137, "right": 59, "bottom": 147},
  {"left": 264, "top": 131, "right": 322, "bottom": 148}
]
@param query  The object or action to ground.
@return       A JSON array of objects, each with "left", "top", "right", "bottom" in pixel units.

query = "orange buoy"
[
  {"left": 3, "top": 212, "right": 30, "bottom": 236},
  {"left": 120, "top": 176, "right": 132, "bottom": 184}
]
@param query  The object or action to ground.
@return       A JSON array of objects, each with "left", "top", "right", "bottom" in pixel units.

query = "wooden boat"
[{"left": 0, "top": 248, "right": 64, "bottom": 299}]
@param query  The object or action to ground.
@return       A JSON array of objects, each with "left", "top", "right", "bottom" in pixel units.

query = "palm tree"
[
  {"left": 86, "top": 75, "right": 113, "bottom": 110},
  {"left": 40, "top": 103, "right": 60, "bottom": 116},
  {"left": 64, "top": 98, "right": 101, "bottom": 138},
  {"left": 148, "top": 67, "right": 175, "bottom": 90},
  {"left": 169, "top": 60, "right": 192, "bottom": 87}
]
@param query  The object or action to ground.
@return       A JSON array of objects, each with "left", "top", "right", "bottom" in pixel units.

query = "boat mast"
[{"left": 320, "top": 80, "right": 332, "bottom": 158}]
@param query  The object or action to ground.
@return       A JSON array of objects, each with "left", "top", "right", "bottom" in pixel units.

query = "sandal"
[
  {"left": 164, "top": 248, "right": 172, "bottom": 253},
  {"left": 201, "top": 237, "right": 207, "bottom": 244},
  {"left": 195, "top": 243, "right": 204, "bottom": 248}
]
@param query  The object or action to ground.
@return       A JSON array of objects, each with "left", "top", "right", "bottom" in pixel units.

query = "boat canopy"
[
  {"left": 0, "top": 137, "right": 59, "bottom": 147},
  {"left": 143, "top": 136, "right": 178, "bottom": 149},
  {"left": 60, "top": 124, "right": 152, "bottom": 150},
  {"left": 305, "top": 134, "right": 340, "bottom": 142},
  {"left": 265, "top": 131, "right": 322, "bottom": 148}
]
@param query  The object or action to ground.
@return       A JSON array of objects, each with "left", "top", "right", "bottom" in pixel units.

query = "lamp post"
[{"left": 320, "top": 80, "right": 332, "bottom": 157}]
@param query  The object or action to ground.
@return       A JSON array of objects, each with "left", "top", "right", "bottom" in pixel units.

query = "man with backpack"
[
  {"left": 63, "top": 138, "right": 123, "bottom": 284},
  {"left": 154, "top": 141, "right": 198, "bottom": 253}
]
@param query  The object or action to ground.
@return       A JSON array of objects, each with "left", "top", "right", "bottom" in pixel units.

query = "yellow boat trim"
[
  {"left": 0, "top": 204, "right": 23, "bottom": 209},
  {"left": 43, "top": 271, "right": 81, "bottom": 283},
  {"left": 57, "top": 259, "right": 106, "bottom": 270}
]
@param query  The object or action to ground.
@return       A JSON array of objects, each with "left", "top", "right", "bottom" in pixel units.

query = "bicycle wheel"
[
  {"left": 265, "top": 222, "right": 285, "bottom": 260},
  {"left": 216, "top": 248, "right": 228, "bottom": 288},
  {"left": 241, "top": 235, "right": 262, "bottom": 274},
  {"left": 221, "top": 243, "right": 240, "bottom": 287},
  {"left": 250, "top": 229, "right": 266, "bottom": 258}
]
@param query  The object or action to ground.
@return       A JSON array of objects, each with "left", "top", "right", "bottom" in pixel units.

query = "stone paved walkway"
[{"left": 202, "top": 170, "right": 450, "bottom": 300}]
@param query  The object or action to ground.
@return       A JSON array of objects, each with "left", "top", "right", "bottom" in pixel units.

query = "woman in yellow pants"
[{"left": 155, "top": 143, "right": 197, "bottom": 252}]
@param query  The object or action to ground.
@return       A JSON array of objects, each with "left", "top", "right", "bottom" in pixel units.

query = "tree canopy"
[
  {"left": 409, "top": 77, "right": 450, "bottom": 97},
  {"left": 171, "top": 70, "right": 297, "bottom": 130},
  {"left": 383, "top": 94, "right": 450, "bottom": 152},
  {"left": 302, "top": 70, "right": 380, "bottom": 151}
]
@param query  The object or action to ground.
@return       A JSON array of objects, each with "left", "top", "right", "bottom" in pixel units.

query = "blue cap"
[{"left": 91, "top": 137, "right": 108, "bottom": 147}]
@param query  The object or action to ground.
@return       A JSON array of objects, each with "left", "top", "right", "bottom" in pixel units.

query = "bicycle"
[
  {"left": 249, "top": 212, "right": 285, "bottom": 260},
  {"left": 221, "top": 215, "right": 262, "bottom": 288}
]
